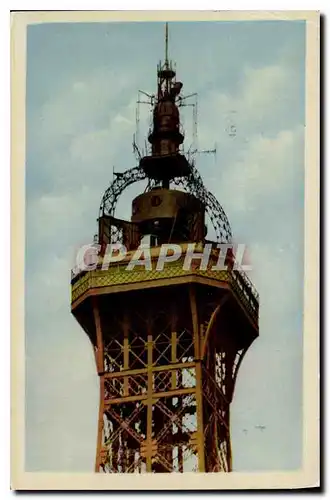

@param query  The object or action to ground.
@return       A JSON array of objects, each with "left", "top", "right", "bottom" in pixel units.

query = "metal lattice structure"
[
  {"left": 72, "top": 250, "right": 259, "bottom": 472},
  {"left": 71, "top": 23, "right": 259, "bottom": 474},
  {"left": 99, "top": 162, "right": 232, "bottom": 244}
]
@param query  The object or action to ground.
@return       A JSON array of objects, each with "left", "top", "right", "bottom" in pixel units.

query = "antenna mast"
[{"left": 165, "top": 22, "right": 169, "bottom": 67}]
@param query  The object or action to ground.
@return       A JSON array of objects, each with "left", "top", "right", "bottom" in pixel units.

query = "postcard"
[{"left": 11, "top": 10, "right": 320, "bottom": 490}]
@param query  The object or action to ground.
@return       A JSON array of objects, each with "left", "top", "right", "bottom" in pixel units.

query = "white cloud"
[
  {"left": 220, "top": 125, "right": 304, "bottom": 214},
  {"left": 241, "top": 64, "right": 289, "bottom": 114},
  {"left": 29, "top": 67, "right": 137, "bottom": 159},
  {"left": 198, "top": 55, "right": 303, "bottom": 152}
]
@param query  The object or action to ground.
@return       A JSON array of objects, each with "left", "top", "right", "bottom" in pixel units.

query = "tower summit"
[
  {"left": 71, "top": 23, "right": 259, "bottom": 473},
  {"left": 140, "top": 23, "right": 190, "bottom": 186}
]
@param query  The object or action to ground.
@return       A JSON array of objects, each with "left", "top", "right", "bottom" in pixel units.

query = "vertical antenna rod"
[{"left": 165, "top": 22, "right": 169, "bottom": 67}]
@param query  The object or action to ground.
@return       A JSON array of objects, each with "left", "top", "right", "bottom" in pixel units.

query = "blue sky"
[{"left": 25, "top": 20, "right": 305, "bottom": 472}]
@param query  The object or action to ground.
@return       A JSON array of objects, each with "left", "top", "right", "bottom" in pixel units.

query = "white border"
[{"left": 8, "top": 8, "right": 321, "bottom": 493}]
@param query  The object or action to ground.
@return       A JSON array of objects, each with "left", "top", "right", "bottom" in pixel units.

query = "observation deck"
[{"left": 71, "top": 243, "right": 259, "bottom": 331}]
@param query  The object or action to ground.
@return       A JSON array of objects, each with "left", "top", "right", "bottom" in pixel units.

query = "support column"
[
  {"left": 226, "top": 408, "right": 232, "bottom": 472},
  {"left": 95, "top": 376, "right": 105, "bottom": 472},
  {"left": 178, "top": 367, "right": 184, "bottom": 473},
  {"left": 195, "top": 361, "right": 205, "bottom": 472},
  {"left": 189, "top": 286, "right": 200, "bottom": 360},
  {"left": 123, "top": 314, "right": 130, "bottom": 396},
  {"left": 92, "top": 297, "right": 105, "bottom": 472},
  {"left": 171, "top": 331, "right": 177, "bottom": 389},
  {"left": 189, "top": 286, "right": 205, "bottom": 472},
  {"left": 146, "top": 333, "right": 153, "bottom": 472},
  {"left": 93, "top": 297, "right": 104, "bottom": 374}
]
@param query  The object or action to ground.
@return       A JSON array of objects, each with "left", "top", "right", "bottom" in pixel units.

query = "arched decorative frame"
[{"left": 99, "top": 164, "right": 232, "bottom": 244}]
